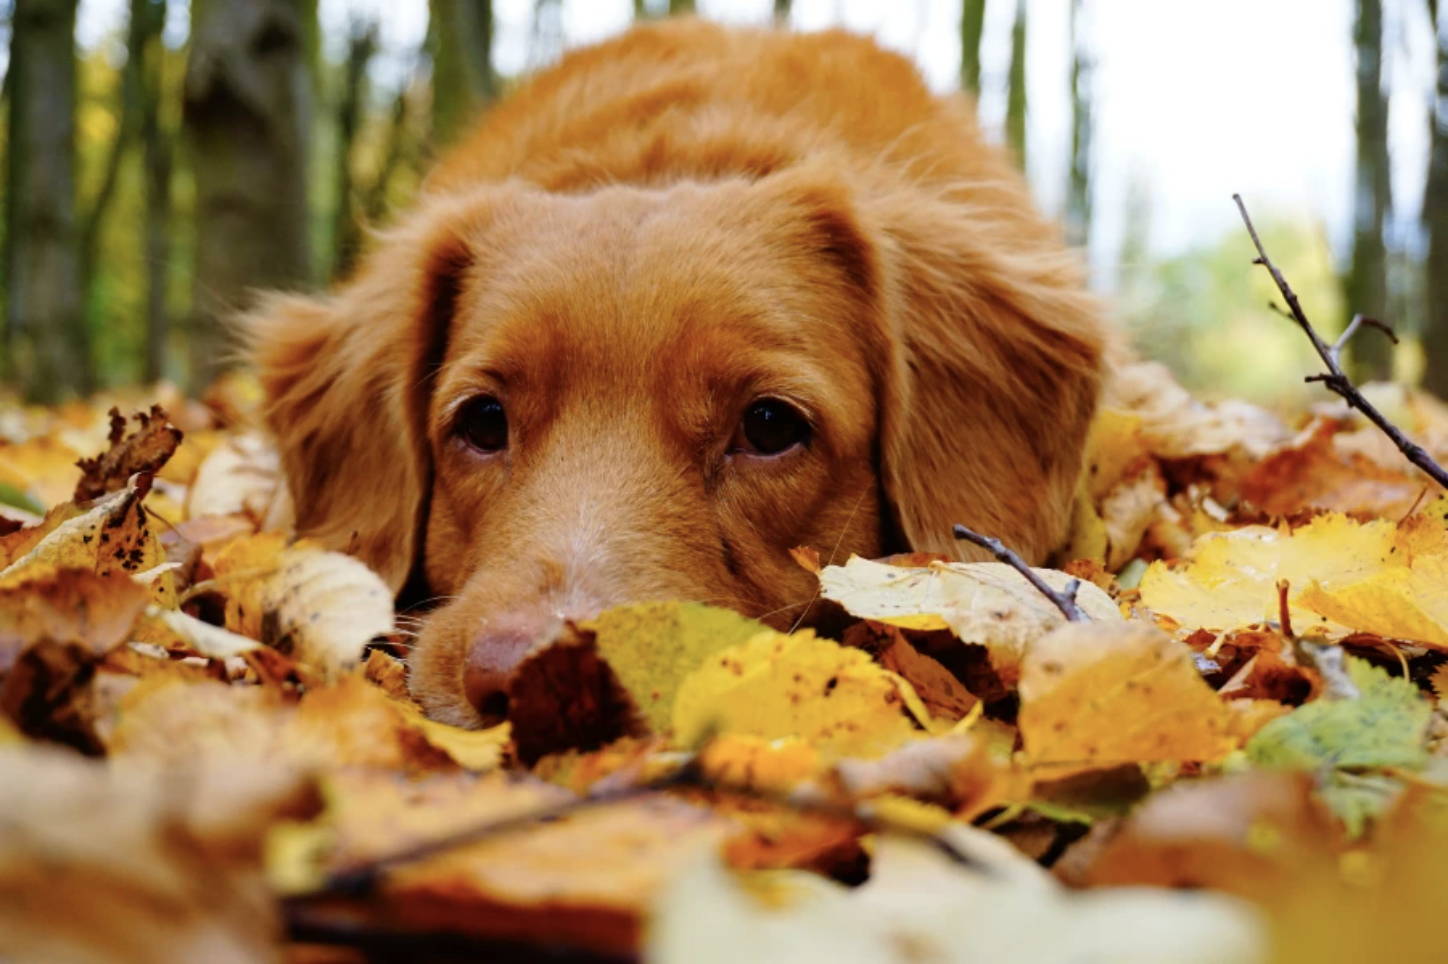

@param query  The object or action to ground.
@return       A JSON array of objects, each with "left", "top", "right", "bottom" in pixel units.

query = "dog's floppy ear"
[
  {"left": 245, "top": 196, "right": 481, "bottom": 591},
  {"left": 862, "top": 187, "right": 1109, "bottom": 563}
]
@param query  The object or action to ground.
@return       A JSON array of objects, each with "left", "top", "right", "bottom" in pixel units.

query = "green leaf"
[
  {"left": 1246, "top": 656, "right": 1429, "bottom": 832},
  {"left": 0, "top": 481, "right": 44, "bottom": 516}
]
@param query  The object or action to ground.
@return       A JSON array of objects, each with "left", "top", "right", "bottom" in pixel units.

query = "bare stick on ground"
[
  {"left": 1233, "top": 193, "right": 1448, "bottom": 491},
  {"left": 951, "top": 523, "right": 1087, "bottom": 622}
]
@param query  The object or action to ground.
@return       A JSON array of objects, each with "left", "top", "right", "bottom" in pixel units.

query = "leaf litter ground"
[{"left": 4, "top": 365, "right": 1448, "bottom": 962}]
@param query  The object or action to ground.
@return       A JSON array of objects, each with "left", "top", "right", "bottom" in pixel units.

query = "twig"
[
  {"left": 951, "top": 524, "right": 1087, "bottom": 622},
  {"left": 1233, "top": 194, "right": 1448, "bottom": 491},
  {"left": 306, "top": 749, "right": 989, "bottom": 900}
]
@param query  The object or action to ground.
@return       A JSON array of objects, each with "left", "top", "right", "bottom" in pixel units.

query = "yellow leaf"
[
  {"left": 1137, "top": 514, "right": 1395, "bottom": 636},
  {"left": 673, "top": 629, "right": 930, "bottom": 759},
  {"left": 1140, "top": 506, "right": 1448, "bottom": 648},
  {"left": 0, "top": 436, "right": 82, "bottom": 510},
  {"left": 584, "top": 602, "right": 769, "bottom": 733},
  {"left": 1018, "top": 621, "right": 1236, "bottom": 771},
  {"left": 0, "top": 477, "right": 174, "bottom": 606}
]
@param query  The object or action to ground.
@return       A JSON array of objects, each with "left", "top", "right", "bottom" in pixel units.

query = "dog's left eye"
[
  {"left": 455, "top": 395, "right": 509, "bottom": 453},
  {"left": 733, "top": 398, "right": 811, "bottom": 456}
]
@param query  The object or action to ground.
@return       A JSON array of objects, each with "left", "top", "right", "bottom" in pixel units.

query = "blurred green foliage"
[{"left": 1117, "top": 212, "right": 1352, "bottom": 411}]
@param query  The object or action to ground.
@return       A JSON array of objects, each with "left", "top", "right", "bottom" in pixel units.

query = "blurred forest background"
[{"left": 0, "top": 0, "right": 1444, "bottom": 408}]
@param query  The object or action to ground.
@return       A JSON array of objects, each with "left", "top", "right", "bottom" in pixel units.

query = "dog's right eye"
[{"left": 455, "top": 396, "right": 509, "bottom": 453}]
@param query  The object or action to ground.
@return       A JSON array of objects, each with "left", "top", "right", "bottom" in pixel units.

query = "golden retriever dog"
[{"left": 249, "top": 19, "right": 1109, "bottom": 727}]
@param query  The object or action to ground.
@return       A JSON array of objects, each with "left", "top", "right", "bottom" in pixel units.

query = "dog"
[{"left": 249, "top": 19, "right": 1110, "bottom": 728}]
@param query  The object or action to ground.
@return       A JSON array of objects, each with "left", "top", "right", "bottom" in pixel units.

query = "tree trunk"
[
  {"left": 184, "top": 0, "right": 313, "bottom": 390},
  {"left": 1346, "top": 0, "right": 1394, "bottom": 381},
  {"left": 5, "top": 0, "right": 85, "bottom": 402},
  {"left": 774, "top": 0, "right": 791, "bottom": 19},
  {"left": 960, "top": 0, "right": 986, "bottom": 96},
  {"left": 78, "top": 0, "right": 150, "bottom": 391},
  {"left": 331, "top": 22, "right": 377, "bottom": 280},
  {"left": 669, "top": 0, "right": 695, "bottom": 14},
  {"left": 1005, "top": 0, "right": 1027, "bottom": 168},
  {"left": 429, "top": 0, "right": 494, "bottom": 147},
  {"left": 137, "top": 0, "right": 171, "bottom": 384},
  {"left": 1066, "top": 0, "right": 1092, "bottom": 248},
  {"left": 1424, "top": 1, "right": 1448, "bottom": 398}
]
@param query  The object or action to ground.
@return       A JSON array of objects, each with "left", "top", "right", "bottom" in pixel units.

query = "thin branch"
[
  {"left": 1233, "top": 194, "right": 1448, "bottom": 491},
  {"left": 303, "top": 750, "right": 989, "bottom": 901},
  {"left": 951, "top": 524, "right": 1087, "bottom": 622}
]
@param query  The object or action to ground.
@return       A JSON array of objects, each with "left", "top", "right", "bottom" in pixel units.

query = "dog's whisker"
[{"left": 752, "top": 598, "right": 814, "bottom": 623}]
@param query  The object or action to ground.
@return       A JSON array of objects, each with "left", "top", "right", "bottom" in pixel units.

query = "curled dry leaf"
[
  {"left": 0, "top": 475, "right": 169, "bottom": 600},
  {"left": 0, "top": 568, "right": 153, "bottom": 752},
  {"left": 673, "top": 629, "right": 932, "bottom": 759},
  {"left": 1018, "top": 621, "right": 1236, "bottom": 772},
  {"left": 186, "top": 431, "right": 283, "bottom": 523},
  {"left": 1103, "top": 360, "right": 1286, "bottom": 461},
  {"left": 842, "top": 620, "right": 979, "bottom": 723},
  {"left": 506, "top": 603, "right": 773, "bottom": 763},
  {"left": 819, "top": 555, "right": 1119, "bottom": 685},
  {"left": 212, "top": 534, "right": 394, "bottom": 678},
  {"left": 507, "top": 630, "right": 644, "bottom": 765},
  {"left": 73, "top": 406, "right": 183, "bottom": 502}
]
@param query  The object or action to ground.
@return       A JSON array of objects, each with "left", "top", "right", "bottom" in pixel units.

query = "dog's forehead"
[{"left": 446, "top": 183, "right": 837, "bottom": 378}]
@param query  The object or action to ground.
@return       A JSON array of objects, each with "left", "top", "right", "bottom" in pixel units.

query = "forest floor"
[{"left": 2, "top": 355, "right": 1448, "bottom": 962}]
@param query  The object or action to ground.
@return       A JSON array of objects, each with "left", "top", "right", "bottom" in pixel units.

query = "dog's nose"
[{"left": 462, "top": 615, "right": 560, "bottom": 724}]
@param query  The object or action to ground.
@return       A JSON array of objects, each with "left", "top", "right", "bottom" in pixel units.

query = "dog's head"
[{"left": 250, "top": 167, "right": 1104, "bottom": 726}]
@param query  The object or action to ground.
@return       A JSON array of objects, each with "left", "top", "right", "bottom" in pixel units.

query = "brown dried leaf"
[
  {"left": 0, "top": 568, "right": 150, "bottom": 666},
  {"left": 1241, "top": 417, "right": 1428, "bottom": 519},
  {"left": 73, "top": 406, "right": 183, "bottom": 502}
]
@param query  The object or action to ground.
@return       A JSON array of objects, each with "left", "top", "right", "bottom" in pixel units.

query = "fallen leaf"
[
  {"left": 73, "top": 406, "right": 183, "bottom": 502},
  {"left": 0, "top": 475, "right": 169, "bottom": 597},
  {"left": 507, "top": 629, "right": 645, "bottom": 765},
  {"left": 1138, "top": 513, "right": 1395, "bottom": 638},
  {"left": 584, "top": 602, "right": 769, "bottom": 732},
  {"left": 186, "top": 432, "right": 283, "bottom": 523},
  {"left": 820, "top": 555, "right": 1120, "bottom": 685},
  {"left": 1241, "top": 417, "right": 1429, "bottom": 519},
  {"left": 293, "top": 770, "right": 729, "bottom": 958},
  {"left": 673, "top": 629, "right": 931, "bottom": 759},
  {"left": 212, "top": 535, "right": 394, "bottom": 677},
  {"left": 649, "top": 824, "right": 1265, "bottom": 964},
  {"left": 0, "top": 743, "right": 318, "bottom": 963},
  {"left": 0, "top": 567, "right": 150, "bottom": 665},
  {"left": 1018, "top": 621, "right": 1237, "bottom": 771},
  {"left": 1246, "top": 656, "right": 1430, "bottom": 834}
]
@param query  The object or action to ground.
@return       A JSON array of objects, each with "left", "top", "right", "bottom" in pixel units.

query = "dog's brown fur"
[{"left": 249, "top": 19, "right": 1110, "bottom": 727}]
